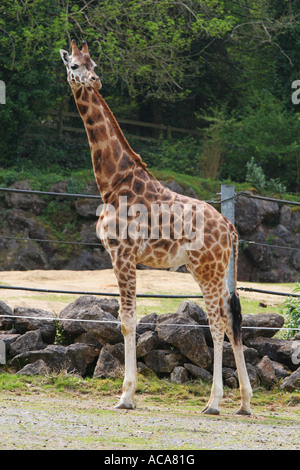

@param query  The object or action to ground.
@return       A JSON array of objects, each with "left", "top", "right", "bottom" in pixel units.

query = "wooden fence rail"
[{"left": 38, "top": 110, "right": 201, "bottom": 141}]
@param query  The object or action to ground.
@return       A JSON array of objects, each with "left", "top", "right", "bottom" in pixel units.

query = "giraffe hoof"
[
  {"left": 235, "top": 407, "right": 251, "bottom": 416},
  {"left": 114, "top": 399, "right": 136, "bottom": 410},
  {"left": 201, "top": 406, "right": 220, "bottom": 415}
]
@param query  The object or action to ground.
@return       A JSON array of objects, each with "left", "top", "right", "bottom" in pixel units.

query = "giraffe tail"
[{"left": 230, "top": 225, "right": 242, "bottom": 344}]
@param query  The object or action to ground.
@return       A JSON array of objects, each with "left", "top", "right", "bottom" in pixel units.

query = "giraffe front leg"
[
  {"left": 115, "top": 311, "right": 137, "bottom": 410},
  {"left": 113, "top": 262, "right": 137, "bottom": 410}
]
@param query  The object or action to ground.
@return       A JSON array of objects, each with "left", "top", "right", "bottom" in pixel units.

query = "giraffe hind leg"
[
  {"left": 225, "top": 295, "right": 252, "bottom": 415},
  {"left": 199, "top": 281, "right": 227, "bottom": 415}
]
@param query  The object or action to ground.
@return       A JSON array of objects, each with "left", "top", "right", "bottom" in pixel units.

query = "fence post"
[
  {"left": 0, "top": 340, "right": 6, "bottom": 364},
  {"left": 221, "top": 185, "right": 235, "bottom": 294}
]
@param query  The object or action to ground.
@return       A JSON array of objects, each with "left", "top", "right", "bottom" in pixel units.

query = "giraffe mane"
[{"left": 92, "top": 88, "right": 149, "bottom": 172}]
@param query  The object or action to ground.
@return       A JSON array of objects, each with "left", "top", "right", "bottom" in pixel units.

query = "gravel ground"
[
  {"left": 0, "top": 392, "right": 299, "bottom": 450},
  {"left": 0, "top": 270, "right": 298, "bottom": 451}
]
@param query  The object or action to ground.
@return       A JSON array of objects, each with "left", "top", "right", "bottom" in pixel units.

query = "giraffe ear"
[{"left": 60, "top": 49, "right": 70, "bottom": 65}]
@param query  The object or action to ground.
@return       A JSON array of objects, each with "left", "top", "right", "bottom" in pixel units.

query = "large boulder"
[
  {"left": 13, "top": 307, "right": 56, "bottom": 343},
  {"left": 59, "top": 296, "right": 120, "bottom": 342},
  {"left": 5, "top": 209, "right": 49, "bottom": 240},
  {"left": 242, "top": 313, "right": 285, "bottom": 341},
  {"left": 184, "top": 363, "right": 212, "bottom": 382},
  {"left": 9, "top": 330, "right": 46, "bottom": 357},
  {"left": 156, "top": 312, "right": 212, "bottom": 369},
  {"left": 246, "top": 337, "right": 300, "bottom": 371},
  {"left": 170, "top": 366, "right": 189, "bottom": 384},
  {"left": 235, "top": 193, "right": 279, "bottom": 235},
  {"left": 78, "top": 305, "right": 123, "bottom": 345},
  {"left": 255, "top": 355, "right": 278, "bottom": 389},
  {"left": 222, "top": 342, "right": 259, "bottom": 368},
  {"left": 11, "top": 343, "right": 98, "bottom": 376},
  {"left": 0, "top": 333, "right": 21, "bottom": 357},
  {"left": 143, "top": 349, "right": 185, "bottom": 374},
  {"left": 280, "top": 367, "right": 300, "bottom": 392},
  {"left": 5, "top": 180, "right": 45, "bottom": 215},
  {"left": 0, "top": 301, "right": 14, "bottom": 330},
  {"left": 16, "top": 359, "right": 50, "bottom": 376},
  {"left": 137, "top": 313, "right": 158, "bottom": 335},
  {"left": 74, "top": 198, "right": 99, "bottom": 218},
  {"left": 93, "top": 343, "right": 124, "bottom": 378},
  {"left": 136, "top": 330, "right": 160, "bottom": 358}
]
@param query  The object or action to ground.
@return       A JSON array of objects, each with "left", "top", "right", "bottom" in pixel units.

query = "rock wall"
[
  {"left": 0, "top": 297, "right": 299, "bottom": 392},
  {"left": 0, "top": 180, "right": 299, "bottom": 283},
  {"left": 0, "top": 180, "right": 112, "bottom": 271},
  {"left": 235, "top": 193, "right": 300, "bottom": 283}
]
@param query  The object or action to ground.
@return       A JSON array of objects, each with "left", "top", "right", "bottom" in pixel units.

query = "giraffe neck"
[{"left": 72, "top": 86, "right": 148, "bottom": 201}]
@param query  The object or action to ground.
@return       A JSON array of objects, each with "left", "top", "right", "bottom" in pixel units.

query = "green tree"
[{"left": 0, "top": 0, "right": 299, "bottom": 189}]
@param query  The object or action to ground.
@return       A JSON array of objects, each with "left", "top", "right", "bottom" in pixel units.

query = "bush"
[
  {"left": 246, "top": 157, "right": 266, "bottom": 192},
  {"left": 137, "top": 136, "right": 202, "bottom": 175},
  {"left": 246, "top": 157, "right": 286, "bottom": 194},
  {"left": 281, "top": 284, "right": 300, "bottom": 339},
  {"left": 220, "top": 92, "right": 298, "bottom": 192}
]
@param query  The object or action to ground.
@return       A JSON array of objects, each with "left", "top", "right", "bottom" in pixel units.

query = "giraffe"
[{"left": 60, "top": 40, "right": 252, "bottom": 415}]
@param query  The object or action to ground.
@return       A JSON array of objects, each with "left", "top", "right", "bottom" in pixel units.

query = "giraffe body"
[{"left": 60, "top": 41, "right": 252, "bottom": 414}]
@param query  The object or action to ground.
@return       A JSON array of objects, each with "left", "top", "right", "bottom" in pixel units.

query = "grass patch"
[
  {"left": 0, "top": 372, "right": 298, "bottom": 414},
  {"left": 136, "top": 291, "right": 283, "bottom": 320},
  {"left": 29, "top": 294, "right": 78, "bottom": 304},
  {"left": 149, "top": 167, "right": 246, "bottom": 201},
  {"left": 0, "top": 371, "right": 196, "bottom": 400},
  {"left": 239, "top": 297, "right": 282, "bottom": 315},
  {"left": 136, "top": 292, "right": 203, "bottom": 318}
]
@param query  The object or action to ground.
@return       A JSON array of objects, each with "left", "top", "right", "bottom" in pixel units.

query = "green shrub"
[
  {"left": 281, "top": 284, "right": 300, "bottom": 339},
  {"left": 246, "top": 157, "right": 266, "bottom": 192},
  {"left": 138, "top": 136, "right": 202, "bottom": 175},
  {"left": 246, "top": 157, "right": 287, "bottom": 194}
]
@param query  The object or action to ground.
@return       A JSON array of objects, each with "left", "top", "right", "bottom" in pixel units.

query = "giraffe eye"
[{"left": 71, "top": 64, "right": 79, "bottom": 70}]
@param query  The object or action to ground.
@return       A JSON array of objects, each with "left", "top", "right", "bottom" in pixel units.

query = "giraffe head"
[{"left": 60, "top": 39, "right": 102, "bottom": 90}]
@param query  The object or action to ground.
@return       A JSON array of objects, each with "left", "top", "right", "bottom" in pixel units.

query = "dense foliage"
[{"left": 0, "top": 0, "right": 300, "bottom": 192}]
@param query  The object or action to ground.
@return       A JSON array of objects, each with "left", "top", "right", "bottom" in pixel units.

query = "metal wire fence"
[{"left": 0, "top": 185, "right": 300, "bottom": 299}]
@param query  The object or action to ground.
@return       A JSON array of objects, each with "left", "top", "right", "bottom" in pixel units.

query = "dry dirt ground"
[
  {"left": 0, "top": 268, "right": 293, "bottom": 314},
  {"left": 0, "top": 269, "right": 299, "bottom": 451}
]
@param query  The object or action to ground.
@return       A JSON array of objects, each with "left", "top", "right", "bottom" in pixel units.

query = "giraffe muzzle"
[{"left": 88, "top": 74, "right": 102, "bottom": 90}]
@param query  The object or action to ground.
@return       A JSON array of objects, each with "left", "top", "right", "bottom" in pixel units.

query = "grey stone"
[
  {"left": 280, "top": 367, "right": 300, "bottom": 392},
  {"left": 59, "top": 296, "right": 120, "bottom": 342},
  {"left": 13, "top": 307, "right": 56, "bottom": 343},
  {"left": 11, "top": 343, "right": 98, "bottom": 376},
  {"left": 242, "top": 313, "right": 285, "bottom": 341},
  {"left": 0, "top": 301, "right": 13, "bottom": 330},
  {"left": 5, "top": 180, "right": 45, "bottom": 214},
  {"left": 255, "top": 355, "right": 278, "bottom": 389},
  {"left": 170, "top": 366, "right": 189, "bottom": 384},
  {"left": 184, "top": 363, "right": 212, "bottom": 382},
  {"left": 9, "top": 330, "right": 46, "bottom": 357},
  {"left": 144, "top": 350, "right": 184, "bottom": 374},
  {"left": 222, "top": 342, "right": 259, "bottom": 368},
  {"left": 156, "top": 312, "right": 211, "bottom": 368},
  {"left": 136, "top": 330, "right": 159, "bottom": 358},
  {"left": 137, "top": 313, "right": 158, "bottom": 335},
  {"left": 93, "top": 343, "right": 124, "bottom": 378},
  {"left": 16, "top": 359, "right": 50, "bottom": 376}
]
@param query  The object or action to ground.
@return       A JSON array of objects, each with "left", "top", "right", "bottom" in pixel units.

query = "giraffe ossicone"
[{"left": 60, "top": 40, "right": 252, "bottom": 415}]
